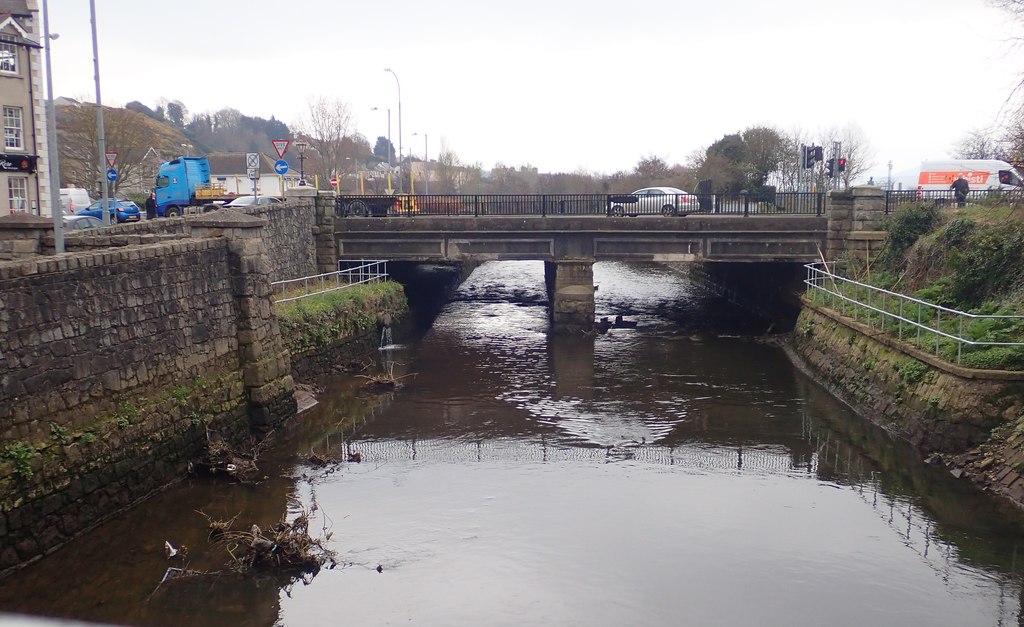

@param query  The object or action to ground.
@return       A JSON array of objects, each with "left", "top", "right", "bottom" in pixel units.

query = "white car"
[
  {"left": 608, "top": 186, "right": 700, "bottom": 217},
  {"left": 223, "top": 195, "right": 282, "bottom": 208}
]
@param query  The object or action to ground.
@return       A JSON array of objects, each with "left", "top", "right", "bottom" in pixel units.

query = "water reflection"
[{"left": 2, "top": 260, "right": 1024, "bottom": 627}]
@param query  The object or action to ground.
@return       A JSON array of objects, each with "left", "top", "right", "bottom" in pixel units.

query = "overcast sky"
[{"left": 47, "top": 0, "right": 1020, "bottom": 181}]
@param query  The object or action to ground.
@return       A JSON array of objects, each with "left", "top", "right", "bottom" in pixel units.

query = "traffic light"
[
  {"left": 802, "top": 146, "right": 813, "bottom": 169},
  {"left": 837, "top": 158, "right": 847, "bottom": 173},
  {"left": 813, "top": 146, "right": 823, "bottom": 162},
  {"left": 825, "top": 159, "right": 835, "bottom": 178}
]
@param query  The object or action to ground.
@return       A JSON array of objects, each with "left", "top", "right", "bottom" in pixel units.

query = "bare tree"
[
  {"left": 298, "top": 96, "right": 353, "bottom": 187},
  {"left": 816, "top": 123, "right": 875, "bottom": 188},
  {"left": 953, "top": 128, "right": 1007, "bottom": 159},
  {"left": 57, "top": 103, "right": 184, "bottom": 196}
]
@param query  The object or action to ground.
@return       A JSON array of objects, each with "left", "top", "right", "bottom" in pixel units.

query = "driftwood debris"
[
  {"left": 201, "top": 510, "right": 337, "bottom": 575},
  {"left": 189, "top": 430, "right": 263, "bottom": 483}
]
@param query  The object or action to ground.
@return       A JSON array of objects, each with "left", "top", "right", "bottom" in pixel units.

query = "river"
[{"left": 2, "top": 260, "right": 1024, "bottom": 627}]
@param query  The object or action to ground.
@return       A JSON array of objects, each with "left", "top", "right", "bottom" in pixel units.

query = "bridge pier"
[{"left": 544, "top": 260, "right": 596, "bottom": 334}]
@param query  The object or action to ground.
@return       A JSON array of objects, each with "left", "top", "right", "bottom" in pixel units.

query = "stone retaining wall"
[
  {"left": 788, "top": 301, "right": 1024, "bottom": 506},
  {"left": 0, "top": 210, "right": 298, "bottom": 575}
]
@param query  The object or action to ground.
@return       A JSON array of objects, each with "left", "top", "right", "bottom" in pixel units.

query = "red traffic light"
[{"left": 837, "top": 158, "right": 847, "bottom": 173}]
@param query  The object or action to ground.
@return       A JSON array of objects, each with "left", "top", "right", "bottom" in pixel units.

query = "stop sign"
[{"left": 330, "top": 177, "right": 338, "bottom": 187}]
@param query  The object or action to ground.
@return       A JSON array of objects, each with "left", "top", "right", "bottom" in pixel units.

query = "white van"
[
  {"left": 916, "top": 160, "right": 1024, "bottom": 191},
  {"left": 59, "top": 187, "right": 93, "bottom": 213}
]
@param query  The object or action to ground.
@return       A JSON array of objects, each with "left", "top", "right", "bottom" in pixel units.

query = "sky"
[{"left": 46, "top": 0, "right": 1022, "bottom": 182}]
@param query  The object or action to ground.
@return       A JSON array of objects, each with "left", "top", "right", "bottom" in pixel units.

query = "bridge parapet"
[{"left": 826, "top": 186, "right": 886, "bottom": 262}]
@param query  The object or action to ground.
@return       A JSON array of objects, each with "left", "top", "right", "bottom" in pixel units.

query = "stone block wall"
[
  {"left": 825, "top": 186, "right": 887, "bottom": 262},
  {"left": 0, "top": 211, "right": 298, "bottom": 574},
  {"left": 789, "top": 303, "right": 1024, "bottom": 453}
]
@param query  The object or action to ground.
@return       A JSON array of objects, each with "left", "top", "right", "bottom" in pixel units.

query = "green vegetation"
[
  {"left": 893, "top": 359, "right": 932, "bottom": 384},
  {"left": 809, "top": 200, "right": 1024, "bottom": 370},
  {"left": 3, "top": 441, "right": 36, "bottom": 480},
  {"left": 276, "top": 281, "right": 407, "bottom": 356}
]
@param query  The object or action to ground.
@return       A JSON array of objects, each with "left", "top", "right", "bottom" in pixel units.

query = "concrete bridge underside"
[{"left": 334, "top": 215, "right": 828, "bottom": 333}]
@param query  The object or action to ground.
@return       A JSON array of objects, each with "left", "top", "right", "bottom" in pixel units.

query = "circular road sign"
[
  {"left": 106, "top": 168, "right": 117, "bottom": 182},
  {"left": 274, "top": 159, "right": 289, "bottom": 175}
]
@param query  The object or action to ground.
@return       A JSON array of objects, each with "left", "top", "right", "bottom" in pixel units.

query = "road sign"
[
  {"left": 246, "top": 152, "right": 260, "bottom": 169},
  {"left": 274, "top": 159, "right": 289, "bottom": 175},
  {"left": 106, "top": 168, "right": 117, "bottom": 182},
  {"left": 247, "top": 167, "right": 259, "bottom": 180},
  {"left": 329, "top": 177, "right": 338, "bottom": 188},
  {"left": 272, "top": 139, "right": 289, "bottom": 159},
  {"left": 104, "top": 151, "right": 118, "bottom": 168}
]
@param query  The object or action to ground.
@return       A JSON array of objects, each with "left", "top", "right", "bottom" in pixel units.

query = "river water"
[{"left": 2, "top": 260, "right": 1024, "bottom": 627}]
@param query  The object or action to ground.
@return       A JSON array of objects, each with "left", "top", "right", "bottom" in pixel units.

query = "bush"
[
  {"left": 948, "top": 223, "right": 1024, "bottom": 307},
  {"left": 879, "top": 203, "right": 939, "bottom": 269}
]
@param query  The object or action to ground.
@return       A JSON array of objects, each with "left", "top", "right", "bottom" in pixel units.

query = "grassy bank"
[{"left": 274, "top": 281, "right": 408, "bottom": 359}]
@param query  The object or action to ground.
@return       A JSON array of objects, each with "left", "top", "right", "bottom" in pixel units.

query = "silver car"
[{"left": 608, "top": 186, "right": 700, "bottom": 217}]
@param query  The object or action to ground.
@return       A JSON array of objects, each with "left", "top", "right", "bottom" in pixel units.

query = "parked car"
[
  {"left": 76, "top": 199, "right": 141, "bottom": 223},
  {"left": 608, "top": 186, "right": 700, "bottom": 217},
  {"left": 223, "top": 195, "right": 282, "bottom": 208},
  {"left": 62, "top": 215, "right": 104, "bottom": 230}
]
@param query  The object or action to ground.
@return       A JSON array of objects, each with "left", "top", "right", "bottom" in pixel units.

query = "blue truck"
[{"left": 153, "top": 156, "right": 238, "bottom": 217}]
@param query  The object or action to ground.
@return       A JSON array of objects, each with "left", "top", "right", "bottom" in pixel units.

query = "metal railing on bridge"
[
  {"left": 884, "top": 188, "right": 1024, "bottom": 214},
  {"left": 271, "top": 259, "right": 389, "bottom": 303},
  {"left": 335, "top": 192, "right": 826, "bottom": 218}
]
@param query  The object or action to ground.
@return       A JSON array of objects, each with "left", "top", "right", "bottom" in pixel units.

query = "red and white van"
[{"left": 916, "top": 160, "right": 1024, "bottom": 191}]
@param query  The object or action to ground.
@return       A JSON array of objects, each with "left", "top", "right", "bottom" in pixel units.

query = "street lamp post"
[
  {"left": 413, "top": 132, "right": 428, "bottom": 195},
  {"left": 42, "top": 0, "right": 62, "bottom": 252},
  {"left": 296, "top": 140, "right": 308, "bottom": 185},
  {"left": 89, "top": 0, "right": 110, "bottom": 224},
  {"left": 370, "top": 107, "right": 392, "bottom": 171},
  {"left": 384, "top": 68, "right": 402, "bottom": 192}
]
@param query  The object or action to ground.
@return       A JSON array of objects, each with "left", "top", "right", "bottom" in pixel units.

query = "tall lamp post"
[
  {"left": 89, "top": 0, "right": 110, "bottom": 224},
  {"left": 296, "top": 140, "right": 308, "bottom": 185},
  {"left": 370, "top": 107, "right": 392, "bottom": 171},
  {"left": 413, "top": 132, "right": 428, "bottom": 195},
  {"left": 42, "top": 0, "right": 62, "bottom": 252},
  {"left": 384, "top": 68, "right": 402, "bottom": 192}
]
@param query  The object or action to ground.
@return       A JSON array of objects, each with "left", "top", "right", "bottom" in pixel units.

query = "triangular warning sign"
[{"left": 272, "top": 139, "right": 289, "bottom": 159}]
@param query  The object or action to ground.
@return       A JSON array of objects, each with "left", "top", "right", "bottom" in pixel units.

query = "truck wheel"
[
  {"left": 351, "top": 201, "right": 369, "bottom": 217},
  {"left": 166, "top": 206, "right": 181, "bottom": 217}
]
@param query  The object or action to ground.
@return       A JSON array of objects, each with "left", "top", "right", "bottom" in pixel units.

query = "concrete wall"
[{"left": 0, "top": 207, "right": 302, "bottom": 575}]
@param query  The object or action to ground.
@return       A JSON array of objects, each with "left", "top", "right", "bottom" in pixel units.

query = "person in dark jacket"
[
  {"left": 145, "top": 191, "right": 157, "bottom": 219},
  {"left": 951, "top": 176, "right": 970, "bottom": 207}
]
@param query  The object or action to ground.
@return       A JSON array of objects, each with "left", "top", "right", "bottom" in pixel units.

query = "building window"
[
  {"left": 0, "top": 42, "right": 16, "bottom": 74},
  {"left": 3, "top": 106, "right": 21, "bottom": 150},
  {"left": 8, "top": 176, "right": 27, "bottom": 213}
]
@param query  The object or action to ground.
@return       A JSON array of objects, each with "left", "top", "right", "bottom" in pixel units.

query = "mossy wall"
[
  {"left": 789, "top": 303, "right": 1024, "bottom": 453},
  {"left": 789, "top": 302, "right": 1024, "bottom": 507}
]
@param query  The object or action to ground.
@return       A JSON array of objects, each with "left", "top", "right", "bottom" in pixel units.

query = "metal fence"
[
  {"left": 884, "top": 189, "right": 1024, "bottom": 214},
  {"left": 335, "top": 192, "right": 826, "bottom": 218},
  {"left": 272, "top": 260, "right": 389, "bottom": 303},
  {"left": 804, "top": 262, "right": 1024, "bottom": 364}
]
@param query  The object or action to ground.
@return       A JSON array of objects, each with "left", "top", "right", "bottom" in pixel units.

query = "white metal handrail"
[
  {"left": 272, "top": 260, "right": 389, "bottom": 303},
  {"left": 804, "top": 262, "right": 1024, "bottom": 363}
]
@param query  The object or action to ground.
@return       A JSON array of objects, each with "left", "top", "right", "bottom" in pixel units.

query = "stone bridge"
[{"left": 327, "top": 186, "right": 885, "bottom": 332}]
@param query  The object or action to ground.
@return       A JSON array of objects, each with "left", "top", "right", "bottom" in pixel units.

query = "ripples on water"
[{"left": 3, "top": 260, "right": 1024, "bottom": 627}]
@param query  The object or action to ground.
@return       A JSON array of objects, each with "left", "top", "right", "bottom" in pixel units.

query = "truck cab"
[{"left": 154, "top": 156, "right": 212, "bottom": 217}]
